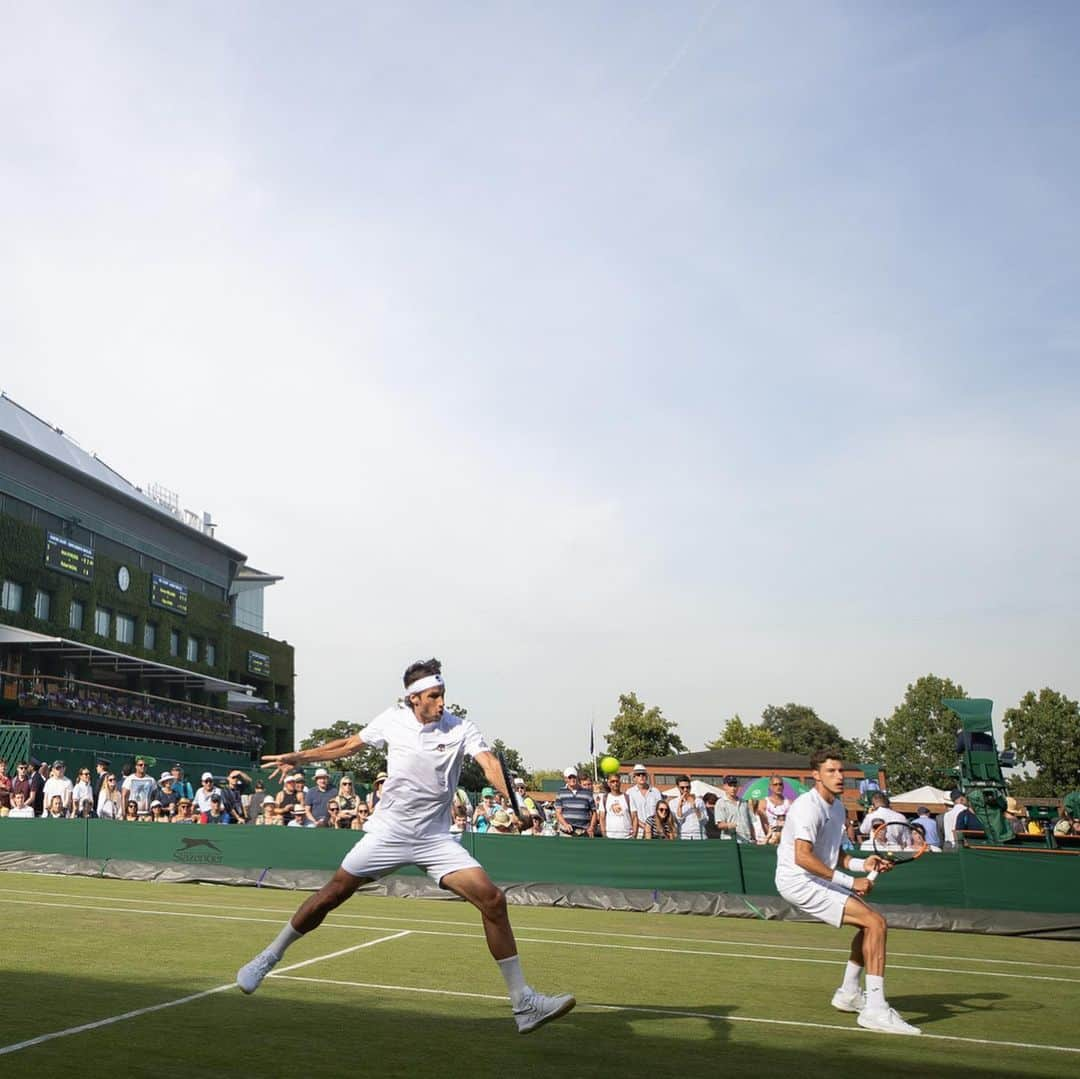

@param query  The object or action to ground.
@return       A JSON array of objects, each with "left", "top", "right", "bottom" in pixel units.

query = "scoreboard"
[
  {"left": 150, "top": 574, "right": 189, "bottom": 615},
  {"left": 45, "top": 533, "right": 95, "bottom": 580},
  {"left": 247, "top": 650, "right": 271, "bottom": 677}
]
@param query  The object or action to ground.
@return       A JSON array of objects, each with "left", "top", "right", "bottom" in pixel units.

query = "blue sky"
[{"left": 3, "top": 2, "right": 1078, "bottom": 766}]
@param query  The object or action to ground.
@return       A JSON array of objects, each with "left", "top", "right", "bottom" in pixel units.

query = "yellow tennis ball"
[{"left": 599, "top": 756, "right": 620, "bottom": 775}]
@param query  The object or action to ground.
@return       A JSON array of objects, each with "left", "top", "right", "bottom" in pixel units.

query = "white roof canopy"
[
  {"left": 889, "top": 785, "right": 954, "bottom": 806},
  {"left": 0, "top": 623, "right": 253, "bottom": 694}
]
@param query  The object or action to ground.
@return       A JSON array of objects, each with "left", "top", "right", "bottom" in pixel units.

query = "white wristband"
[
  {"left": 831, "top": 870, "right": 855, "bottom": 890},
  {"left": 848, "top": 858, "right": 866, "bottom": 873}
]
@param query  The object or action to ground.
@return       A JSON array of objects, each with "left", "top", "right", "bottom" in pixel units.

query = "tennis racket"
[
  {"left": 866, "top": 820, "right": 929, "bottom": 880},
  {"left": 497, "top": 752, "right": 526, "bottom": 823}
]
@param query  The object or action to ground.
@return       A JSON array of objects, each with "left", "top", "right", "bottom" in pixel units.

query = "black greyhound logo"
[
  {"left": 173, "top": 836, "right": 224, "bottom": 863},
  {"left": 178, "top": 837, "right": 222, "bottom": 852}
]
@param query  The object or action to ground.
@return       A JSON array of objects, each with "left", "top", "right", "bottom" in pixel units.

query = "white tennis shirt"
[
  {"left": 775, "top": 787, "right": 847, "bottom": 886},
  {"left": 360, "top": 704, "right": 489, "bottom": 840}
]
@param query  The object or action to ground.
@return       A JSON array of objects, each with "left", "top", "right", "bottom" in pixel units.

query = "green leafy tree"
[
  {"left": 706, "top": 715, "right": 781, "bottom": 752},
  {"left": 1004, "top": 688, "right": 1080, "bottom": 797},
  {"left": 604, "top": 692, "right": 687, "bottom": 761},
  {"left": 846, "top": 736, "right": 874, "bottom": 764},
  {"left": 300, "top": 720, "right": 386, "bottom": 783},
  {"left": 761, "top": 703, "right": 850, "bottom": 756},
  {"left": 868, "top": 675, "right": 967, "bottom": 791},
  {"left": 445, "top": 703, "right": 532, "bottom": 792}
]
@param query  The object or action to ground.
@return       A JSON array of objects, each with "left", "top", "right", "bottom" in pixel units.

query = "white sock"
[
  {"left": 841, "top": 961, "right": 863, "bottom": 993},
  {"left": 268, "top": 921, "right": 304, "bottom": 960},
  {"left": 865, "top": 973, "right": 886, "bottom": 1011},
  {"left": 497, "top": 955, "right": 528, "bottom": 1006}
]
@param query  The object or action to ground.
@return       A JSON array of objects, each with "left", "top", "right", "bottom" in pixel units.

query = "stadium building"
[{"left": 0, "top": 392, "right": 294, "bottom": 779}]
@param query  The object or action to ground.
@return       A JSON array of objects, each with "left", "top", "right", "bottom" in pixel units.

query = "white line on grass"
[
  {"left": 271, "top": 974, "right": 1080, "bottom": 1057},
  {"left": 2, "top": 884, "right": 1076, "bottom": 972},
  {"left": 2, "top": 897, "right": 1079, "bottom": 984},
  {"left": 0, "top": 931, "right": 410, "bottom": 1058}
]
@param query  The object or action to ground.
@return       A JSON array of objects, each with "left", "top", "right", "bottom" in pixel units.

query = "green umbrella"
[{"left": 738, "top": 776, "right": 809, "bottom": 802}]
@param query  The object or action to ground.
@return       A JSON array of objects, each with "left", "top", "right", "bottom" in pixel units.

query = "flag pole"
[{"left": 590, "top": 709, "right": 598, "bottom": 784}]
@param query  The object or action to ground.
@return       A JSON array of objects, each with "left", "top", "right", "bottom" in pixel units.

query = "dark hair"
[
  {"left": 809, "top": 748, "right": 844, "bottom": 771},
  {"left": 403, "top": 657, "right": 442, "bottom": 688},
  {"left": 675, "top": 774, "right": 691, "bottom": 785}
]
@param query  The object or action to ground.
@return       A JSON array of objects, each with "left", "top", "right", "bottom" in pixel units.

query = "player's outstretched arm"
[{"left": 262, "top": 734, "right": 366, "bottom": 783}]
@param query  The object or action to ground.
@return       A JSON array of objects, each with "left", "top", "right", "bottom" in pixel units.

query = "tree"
[
  {"left": 867, "top": 675, "right": 967, "bottom": 791},
  {"left": 706, "top": 715, "right": 781, "bottom": 752},
  {"left": 1004, "top": 688, "right": 1080, "bottom": 797},
  {"left": 604, "top": 692, "right": 687, "bottom": 761},
  {"left": 846, "top": 736, "right": 873, "bottom": 764},
  {"left": 300, "top": 720, "right": 386, "bottom": 783},
  {"left": 443, "top": 703, "right": 533, "bottom": 792},
  {"left": 760, "top": 703, "right": 850, "bottom": 756}
]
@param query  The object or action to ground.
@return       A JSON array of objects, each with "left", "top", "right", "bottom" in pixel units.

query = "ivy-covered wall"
[
  {"left": 0, "top": 516, "right": 294, "bottom": 739},
  {"left": 228, "top": 624, "right": 295, "bottom": 753}
]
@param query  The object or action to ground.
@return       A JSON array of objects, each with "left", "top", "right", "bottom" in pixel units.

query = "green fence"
[
  {"left": 2, "top": 823, "right": 1078, "bottom": 916},
  {"left": 0, "top": 725, "right": 31, "bottom": 767}
]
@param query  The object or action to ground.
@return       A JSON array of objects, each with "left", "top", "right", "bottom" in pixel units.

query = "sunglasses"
[{"left": 678, "top": 785, "right": 691, "bottom": 791}]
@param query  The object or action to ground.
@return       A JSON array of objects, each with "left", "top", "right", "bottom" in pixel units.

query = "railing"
[{"left": 0, "top": 672, "right": 263, "bottom": 749}]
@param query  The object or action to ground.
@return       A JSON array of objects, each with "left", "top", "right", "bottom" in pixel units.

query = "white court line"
[
  {"left": 0, "top": 930, "right": 410, "bottom": 1058},
  {"left": 2, "top": 897, "right": 1079, "bottom": 984},
  {"left": 271, "top": 973, "right": 1080, "bottom": 1057},
  {"left": 3, "top": 884, "right": 1076, "bottom": 972}
]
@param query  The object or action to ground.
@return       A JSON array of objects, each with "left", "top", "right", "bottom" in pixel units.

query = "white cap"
[
  {"left": 201, "top": 771, "right": 213, "bottom": 781},
  {"left": 314, "top": 768, "right": 329, "bottom": 778},
  {"left": 513, "top": 778, "right": 526, "bottom": 787},
  {"left": 290, "top": 773, "right": 304, "bottom": 782},
  {"left": 160, "top": 772, "right": 173, "bottom": 782},
  {"left": 563, "top": 767, "right": 577, "bottom": 778},
  {"left": 632, "top": 763, "right": 648, "bottom": 773}
]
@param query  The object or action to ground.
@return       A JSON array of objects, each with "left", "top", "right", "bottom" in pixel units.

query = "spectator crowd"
[
  {"left": 16, "top": 679, "right": 264, "bottom": 749},
  {"left": 3, "top": 755, "right": 1078, "bottom": 847}
]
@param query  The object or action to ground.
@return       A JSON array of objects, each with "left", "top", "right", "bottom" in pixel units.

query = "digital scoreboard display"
[
  {"left": 247, "top": 650, "right": 271, "bottom": 678},
  {"left": 150, "top": 574, "right": 189, "bottom": 616},
  {"left": 45, "top": 532, "right": 95, "bottom": 580}
]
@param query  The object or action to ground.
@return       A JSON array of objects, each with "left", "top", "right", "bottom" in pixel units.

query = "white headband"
[{"left": 404, "top": 674, "right": 444, "bottom": 696}]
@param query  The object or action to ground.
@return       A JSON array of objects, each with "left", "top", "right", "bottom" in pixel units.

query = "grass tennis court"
[{"left": 3, "top": 871, "right": 1078, "bottom": 1077}]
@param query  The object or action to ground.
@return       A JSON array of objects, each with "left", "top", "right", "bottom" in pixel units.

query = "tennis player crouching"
[
  {"left": 774, "top": 748, "right": 920, "bottom": 1036},
  {"left": 236, "top": 658, "right": 575, "bottom": 1034}
]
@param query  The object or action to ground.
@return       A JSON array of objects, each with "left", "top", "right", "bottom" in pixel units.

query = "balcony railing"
[{"left": 1, "top": 672, "right": 263, "bottom": 750}]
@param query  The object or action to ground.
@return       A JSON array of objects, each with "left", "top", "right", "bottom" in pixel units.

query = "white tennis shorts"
[
  {"left": 776, "top": 873, "right": 853, "bottom": 928},
  {"left": 340, "top": 828, "right": 481, "bottom": 886}
]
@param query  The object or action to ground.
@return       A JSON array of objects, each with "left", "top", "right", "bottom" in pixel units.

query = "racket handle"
[{"left": 867, "top": 869, "right": 879, "bottom": 882}]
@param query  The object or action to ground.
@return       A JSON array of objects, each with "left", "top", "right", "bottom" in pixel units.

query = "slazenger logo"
[{"left": 173, "top": 837, "right": 224, "bottom": 864}]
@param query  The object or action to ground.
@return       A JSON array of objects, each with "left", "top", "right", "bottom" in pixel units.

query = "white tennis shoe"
[
  {"left": 513, "top": 990, "right": 576, "bottom": 1033},
  {"left": 830, "top": 987, "right": 867, "bottom": 1013},
  {"left": 857, "top": 1006, "right": 922, "bottom": 1036},
  {"left": 236, "top": 951, "right": 279, "bottom": 994}
]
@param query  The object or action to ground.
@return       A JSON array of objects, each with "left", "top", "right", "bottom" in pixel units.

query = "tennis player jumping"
[
  {"left": 775, "top": 748, "right": 921, "bottom": 1035},
  {"left": 236, "top": 658, "right": 575, "bottom": 1033}
]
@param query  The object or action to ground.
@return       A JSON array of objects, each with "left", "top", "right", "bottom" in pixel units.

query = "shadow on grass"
[
  {"left": 888, "top": 990, "right": 1027, "bottom": 1027},
  {"left": 3, "top": 975, "right": 1069, "bottom": 1079}
]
